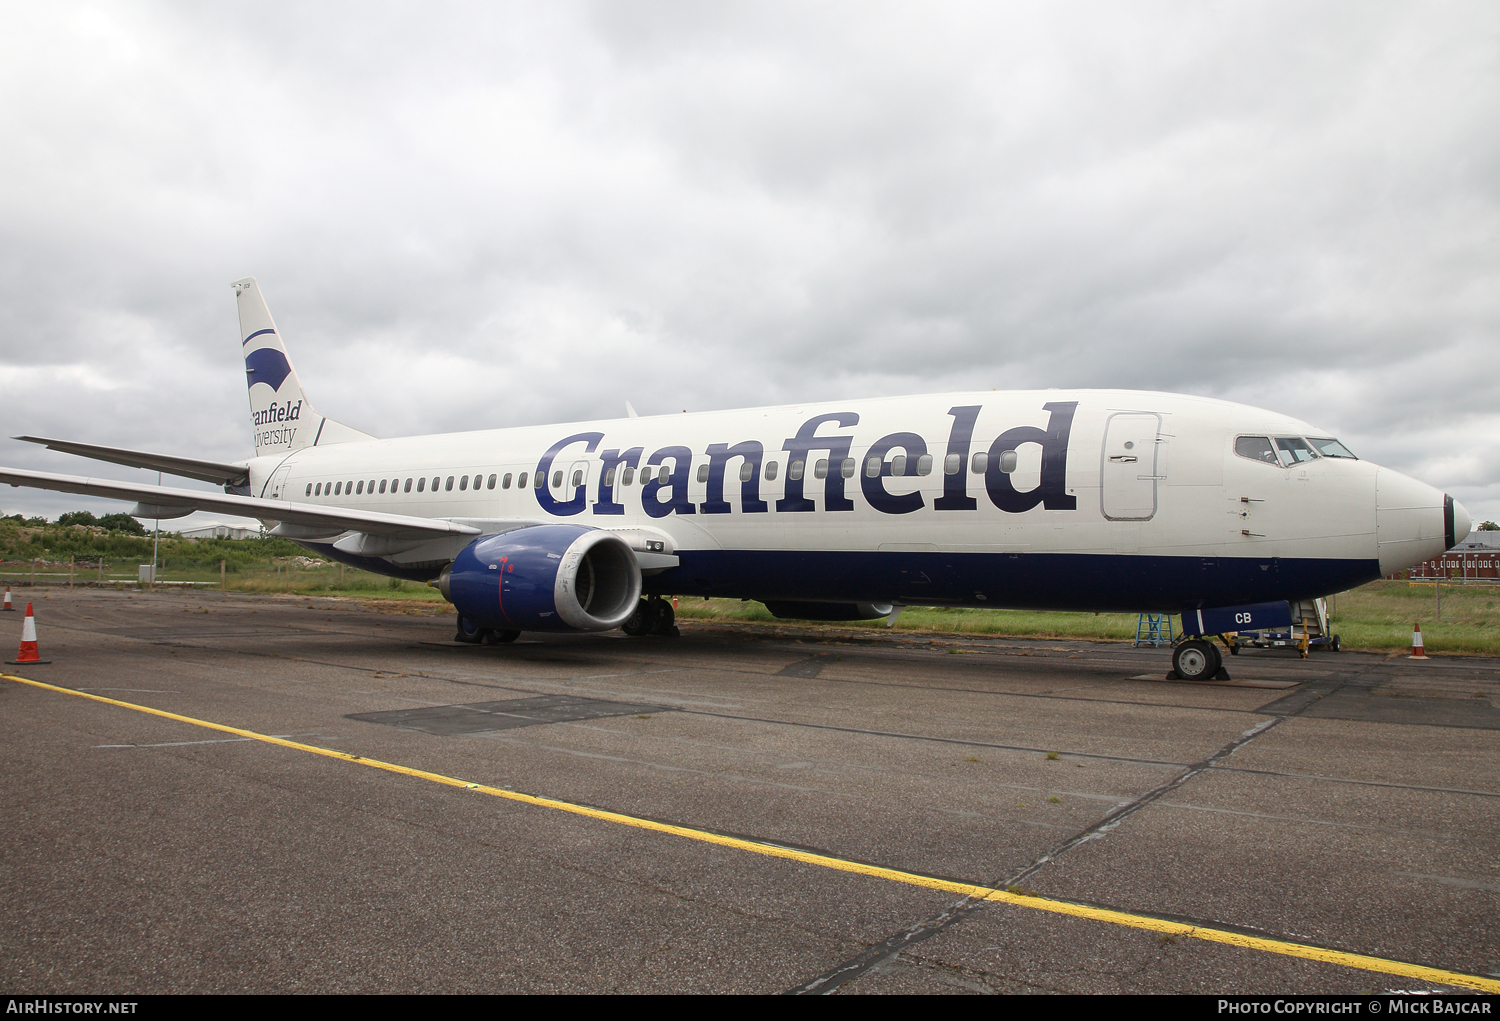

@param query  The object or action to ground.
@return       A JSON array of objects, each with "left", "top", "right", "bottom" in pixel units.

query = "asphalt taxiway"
[{"left": 1, "top": 587, "right": 1496, "bottom": 994}]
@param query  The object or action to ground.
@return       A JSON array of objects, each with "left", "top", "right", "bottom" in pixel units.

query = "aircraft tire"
[
  {"left": 1330, "top": 635, "right": 1341, "bottom": 652},
  {"left": 1173, "top": 639, "right": 1220, "bottom": 682},
  {"left": 652, "top": 598, "right": 676, "bottom": 635},
  {"left": 455, "top": 613, "right": 487, "bottom": 644},
  {"left": 483, "top": 629, "right": 521, "bottom": 645},
  {"left": 621, "top": 598, "right": 660, "bottom": 637}
]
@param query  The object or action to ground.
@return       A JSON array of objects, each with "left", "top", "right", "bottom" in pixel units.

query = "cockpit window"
[
  {"left": 1308, "top": 437, "right": 1357, "bottom": 459},
  {"left": 1274, "top": 436, "right": 1319, "bottom": 465},
  {"left": 1235, "top": 436, "right": 1278, "bottom": 465}
]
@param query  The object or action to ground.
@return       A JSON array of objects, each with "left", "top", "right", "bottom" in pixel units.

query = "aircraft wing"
[
  {"left": 0, "top": 467, "right": 480, "bottom": 540},
  {"left": 13, "top": 435, "right": 250, "bottom": 487}
]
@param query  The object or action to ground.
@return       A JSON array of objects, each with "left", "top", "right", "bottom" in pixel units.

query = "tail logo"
[{"left": 245, "top": 348, "right": 293, "bottom": 391}]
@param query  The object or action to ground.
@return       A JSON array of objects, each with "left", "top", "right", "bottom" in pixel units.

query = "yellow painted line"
[{"left": 8, "top": 672, "right": 1498, "bottom": 993}]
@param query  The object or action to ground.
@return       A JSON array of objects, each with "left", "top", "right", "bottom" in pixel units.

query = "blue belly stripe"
[{"left": 301, "top": 541, "right": 1378, "bottom": 615}]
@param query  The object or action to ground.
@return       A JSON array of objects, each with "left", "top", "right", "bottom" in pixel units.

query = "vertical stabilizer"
[{"left": 232, "top": 278, "right": 374, "bottom": 457}]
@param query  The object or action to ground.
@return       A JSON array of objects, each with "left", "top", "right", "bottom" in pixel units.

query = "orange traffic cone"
[
  {"left": 1409, "top": 621, "right": 1428, "bottom": 659},
  {"left": 1, "top": 587, "right": 12, "bottom": 610},
  {"left": 6, "top": 603, "right": 50, "bottom": 665}
]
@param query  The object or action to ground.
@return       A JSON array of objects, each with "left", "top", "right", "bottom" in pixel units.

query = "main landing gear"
[
  {"left": 621, "top": 596, "right": 680, "bottom": 638},
  {"left": 454, "top": 613, "right": 520, "bottom": 646},
  {"left": 1169, "top": 637, "right": 1232, "bottom": 682}
]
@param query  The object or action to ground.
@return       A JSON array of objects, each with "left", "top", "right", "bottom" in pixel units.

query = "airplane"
[{"left": 0, "top": 278, "right": 1470, "bottom": 682}]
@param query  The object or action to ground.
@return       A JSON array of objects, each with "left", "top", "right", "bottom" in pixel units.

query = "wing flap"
[
  {"left": 0, "top": 467, "right": 480, "bottom": 540},
  {"left": 13, "top": 436, "right": 250, "bottom": 487}
]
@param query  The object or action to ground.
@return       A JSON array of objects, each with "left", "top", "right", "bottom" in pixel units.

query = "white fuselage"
[{"left": 240, "top": 389, "right": 1457, "bottom": 613}]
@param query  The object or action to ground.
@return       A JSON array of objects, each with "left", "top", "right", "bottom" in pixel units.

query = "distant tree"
[
  {"left": 1478, "top": 520, "right": 1499, "bottom": 531},
  {"left": 58, "top": 510, "right": 100, "bottom": 527},
  {"left": 23, "top": 516, "right": 46, "bottom": 526},
  {"left": 99, "top": 513, "right": 147, "bottom": 535}
]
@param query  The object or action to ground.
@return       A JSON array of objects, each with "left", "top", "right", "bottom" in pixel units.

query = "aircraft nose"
[
  {"left": 1376, "top": 467, "right": 1455, "bottom": 576},
  {"left": 1448, "top": 496, "right": 1471, "bottom": 550}
]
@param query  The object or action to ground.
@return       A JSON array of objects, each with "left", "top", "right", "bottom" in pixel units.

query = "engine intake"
[{"left": 439, "top": 525, "right": 642, "bottom": 632}]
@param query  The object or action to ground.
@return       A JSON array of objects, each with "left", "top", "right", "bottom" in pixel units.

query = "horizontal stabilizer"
[
  {"left": 0, "top": 466, "right": 481, "bottom": 541},
  {"left": 14, "top": 436, "right": 250, "bottom": 487}
]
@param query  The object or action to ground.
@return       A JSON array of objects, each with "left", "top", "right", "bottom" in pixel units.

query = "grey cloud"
[{"left": 0, "top": 0, "right": 1496, "bottom": 526}]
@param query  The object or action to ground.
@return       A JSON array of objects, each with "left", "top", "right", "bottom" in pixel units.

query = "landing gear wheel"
[
  {"left": 621, "top": 599, "right": 660, "bottom": 637},
  {"left": 652, "top": 598, "right": 678, "bottom": 636},
  {"left": 1330, "top": 635, "right": 1341, "bottom": 653},
  {"left": 455, "top": 613, "right": 488, "bottom": 644},
  {"left": 483, "top": 629, "right": 521, "bottom": 645},
  {"left": 1228, "top": 643, "right": 1240, "bottom": 656},
  {"left": 1172, "top": 639, "right": 1222, "bottom": 682}
]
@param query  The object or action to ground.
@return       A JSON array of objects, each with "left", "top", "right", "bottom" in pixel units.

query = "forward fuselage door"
[{"left": 1101, "top": 412, "right": 1162, "bottom": 521}]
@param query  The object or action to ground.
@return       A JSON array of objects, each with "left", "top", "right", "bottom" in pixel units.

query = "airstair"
[{"left": 1133, "top": 613, "right": 1175, "bottom": 647}]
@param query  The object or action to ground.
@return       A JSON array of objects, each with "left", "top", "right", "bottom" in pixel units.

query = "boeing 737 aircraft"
[{"left": 0, "top": 278, "right": 1470, "bottom": 681}]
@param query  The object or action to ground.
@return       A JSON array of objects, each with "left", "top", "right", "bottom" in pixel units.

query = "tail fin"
[{"left": 232, "top": 278, "right": 375, "bottom": 457}]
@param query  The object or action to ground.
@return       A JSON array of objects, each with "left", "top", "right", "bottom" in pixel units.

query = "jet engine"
[{"left": 437, "top": 525, "right": 642, "bottom": 633}]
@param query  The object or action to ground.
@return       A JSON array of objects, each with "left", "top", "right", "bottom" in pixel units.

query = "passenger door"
[{"left": 1101, "top": 413, "right": 1162, "bottom": 521}]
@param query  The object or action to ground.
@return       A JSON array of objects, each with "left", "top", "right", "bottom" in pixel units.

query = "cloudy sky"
[{"left": 1, "top": 1, "right": 1497, "bottom": 528}]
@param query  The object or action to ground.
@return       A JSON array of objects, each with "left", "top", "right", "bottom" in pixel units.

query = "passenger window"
[
  {"left": 1308, "top": 437, "right": 1356, "bottom": 459},
  {"left": 814, "top": 459, "right": 829, "bottom": 480},
  {"left": 998, "top": 449, "right": 1018, "bottom": 473},
  {"left": 305, "top": 483, "right": 312, "bottom": 496},
  {"left": 347, "top": 480, "right": 354, "bottom": 493},
  {"left": 572, "top": 469, "right": 583, "bottom": 487},
  {"left": 391, "top": 479, "right": 398, "bottom": 492},
  {"left": 789, "top": 460, "right": 804, "bottom": 481},
  {"left": 622, "top": 466, "right": 634, "bottom": 486},
  {"left": 696, "top": 464, "right": 709, "bottom": 483},
  {"left": 739, "top": 461, "right": 754, "bottom": 482},
  {"left": 368, "top": 479, "right": 375, "bottom": 493},
  {"left": 534, "top": 471, "right": 545, "bottom": 489},
  {"left": 378, "top": 480, "right": 387, "bottom": 494},
  {"left": 1274, "top": 437, "right": 1318, "bottom": 464},
  {"left": 444, "top": 476, "right": 453, "bottom": 491},
  {"left": 657, "top": 466, "right": 669, "bottom": 484},
  {"left": 502, "top": 473, "right": 512, "bottom": 489},
  {"left": 944, "top": 453, "right": 961, "bottom": 475},
  {"left": 971, "top": 452, "right": 988, "bottom": 474},
  {"left": 891, "top": 454, "right": 906, "bottom": 477},
  {"left": 404, "top": 478, "right": 412, "bottom": 493},
  {"left": 865, "top": 457, "right": 881, "bottom": 478},
  {"left": 1235, "top": 436, "right": 1279, "bottom": 465},
  {"left": 517, "top": 472, "right": 527, "bottom": 488},
  {"left": 604, "top": 467, "right": 616, "bottom": 486},
  {"left": 335, "top": 482, "right": 343, "bottom": 495},
  {"left": 552, "top": 470, "right": 563, "bottom": 488},
  {"left": 416, "top": 477, "right": 425, "bottom": 492},
  {"left": 916, "top": 454, "right": 933, "bottom": 476},
  {"left": 765, "top": 461, "right": 778, "bottom": 481},
  {"left": 314, "top": 483, "right": 321, "bottom": 496},
  {"left": 487, "top": 474, "right": 496, "bottom": 489},
  {"left": 431, "top": 477, "right": 440, "bottom": 491},
  {"left": 840, "top": 458, "right": 855, "bottom": 479},
  {"left": 459, "top": 475, "right": 468, "bottom": 491}
]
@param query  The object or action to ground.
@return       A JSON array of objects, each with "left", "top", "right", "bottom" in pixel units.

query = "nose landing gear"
[{"left": 1169, "top": 637, "right": 1231, "bottom": 682}]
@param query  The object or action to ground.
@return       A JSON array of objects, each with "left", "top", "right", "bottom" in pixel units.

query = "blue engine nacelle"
[{"left": 437, "top": 525, "right": 642, "bottom": 632}]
